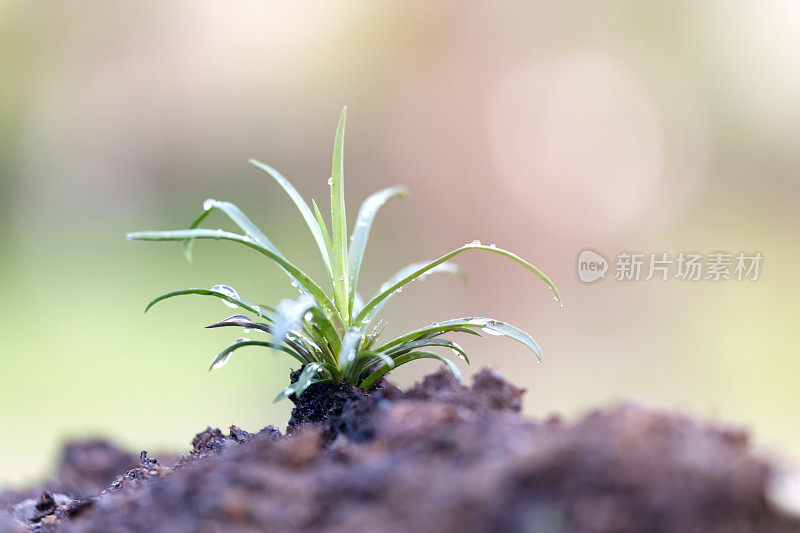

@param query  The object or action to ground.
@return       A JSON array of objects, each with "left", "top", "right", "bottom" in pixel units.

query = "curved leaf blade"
[
  {"left": 354, "top": 243, "right": 561, "bottom": 326},
  {"left": 191, "top": 200, "right": 281, "bottom": 255},
  {"left": 387, "top": 338, "right": 470, "bottom": 365},
  {"left": 344, "top": 349, "right": 395, "bottom": 384},
  {"left": 209, "top": 340, "right": 307, "bottom": 371},
  {"left": 249, "top": 159, "right": 333, "bottom": 276},
  {"left": 379, "top": 317, "right": 541, "bottom": 361},
  {"left": 181, "top": 208, "right": 213, "bottom": 262},
  {"left": 144, "top": 288, "right": 272, "bottom": 321},
  {"left": 127, "top": 229, "right": 344, "bottom": 329},
  {"left": 347, "top": 186, "right": 408, "bottom": 314},
  {"left": 360, "top": 350, "right": 461, "bottom": 390}
]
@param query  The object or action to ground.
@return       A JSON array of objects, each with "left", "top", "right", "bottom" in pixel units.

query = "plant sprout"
[{"left": 127, "top": 108, "right": 562, "bottom": 402}]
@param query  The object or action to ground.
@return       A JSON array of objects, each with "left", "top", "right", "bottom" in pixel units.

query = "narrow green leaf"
[
  {"left": 144, "top": 288, "right": 272, "bottom": 321},
  {"left": 360, "top": 351, "right": 461, "bottom": 390},
  {"left": 353, "top": 243, "right": 561, "bottom": 326},
  {"left": 306, "top": 306, "right": 342, "bottom": 354},
  {"left": 347, "top": 186, "right": 408, "bottom": 315},
  {"left": 192, "top": 200, "right": 281, "bottom": 254},
  {"left": 330, "top": 107, "right": 350, "bottom": 324},
  {"left": 204, "top": 314, "right": 271, "bottom": 330},
  {"left": 128, "top": 229, "right": 345, "bottom": 329},
  {"left": 173, "top": 200, "right": 316, "bottom": 300},
  {"left": 344, "top": 350, "right": 395, "bottom": 384},
  {"left": 364, "top": 319, "right": 387, "bottom": 349},
  {"left": 387, "top": 338, "right": 470, "bottom": 364},
  {"left": 377, "top": 317, "right": 541, "bottom": 361},
  {"left": 354, "top": 350, "right": 395, "bottom": 370},
  {"left": 181, "top": 208, "right": 213, "bottom": 262},
  {"left": 204, "top": 315, "right": 316, "bottom": 362},
  {"left": 249, "top": 159, "right": 333, "bottom": 276},
  {"left": 209, "top": 340, "right": 307, "bottom": 371}
]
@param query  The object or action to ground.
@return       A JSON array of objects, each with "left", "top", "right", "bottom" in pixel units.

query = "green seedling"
[{"left": 128, "top": 108, "right": 562, "bottom": 402}]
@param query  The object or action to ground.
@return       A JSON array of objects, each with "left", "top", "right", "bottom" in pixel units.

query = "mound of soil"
[{"left": 2, "top": 368, "right": 799, "bottom": 532}]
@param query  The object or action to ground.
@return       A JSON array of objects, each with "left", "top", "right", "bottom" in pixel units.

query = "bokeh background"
[{"left": 1, "top": 1, "right": 799, "bottom": 485}]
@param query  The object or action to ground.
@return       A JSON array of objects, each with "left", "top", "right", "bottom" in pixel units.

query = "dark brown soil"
[{"left": 2, "top": 368, "right": 798, "bottom": 532}]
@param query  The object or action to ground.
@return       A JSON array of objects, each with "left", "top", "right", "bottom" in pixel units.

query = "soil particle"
[
  {"left": 3, "top": 367, "right": 799, "bottom": 532},
  {"left": 12, "top": 491, "right": 71, "bottom": 523}
]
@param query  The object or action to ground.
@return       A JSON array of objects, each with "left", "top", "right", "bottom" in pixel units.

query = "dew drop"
[
  {"left": 126, "top": 233, "right": 134, "bottom": 241},
  {"left": 304, "top": 311, "right": 313, "bottom": 321},
  {"left": 211, "top": 353, "right": 232, "bottom": 370},
  {"left": 242, "top": 327, "right": 252, "bottom": 334},
  {"left": 489, "top": 243, "right": 496, "bottom": 248},
  {"left": 203, "top": 198, "right": 218, "bottom": 211},
  {"left": 290, "top": 281, "right": 298, "bottom": 288},
  {"left": 469, "top": 239, "right": 481, "bottom": 246},
  {"left": 242, "top": 236, "right": 252, "bottom": 243},
  {"left": 235, "top": 337, "right": 250, "bottom": 344},
  {"left": 210, "top": 285, "right": 240, "bottom": 308},
  {"left": 327, "top": 177, "right": 333, "bottom": 186}
]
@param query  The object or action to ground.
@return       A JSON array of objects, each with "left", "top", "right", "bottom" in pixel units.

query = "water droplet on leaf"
[
  {"left": 210, "top": 285, "right": 240, "bottom": 308},
  {"left": 211, "top": 353, "right": 232, "bottom": 370}
]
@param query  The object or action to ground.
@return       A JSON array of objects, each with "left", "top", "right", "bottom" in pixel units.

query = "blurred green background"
[{"left": 1, "top": 1, "right": 799, "bottom": 485}]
